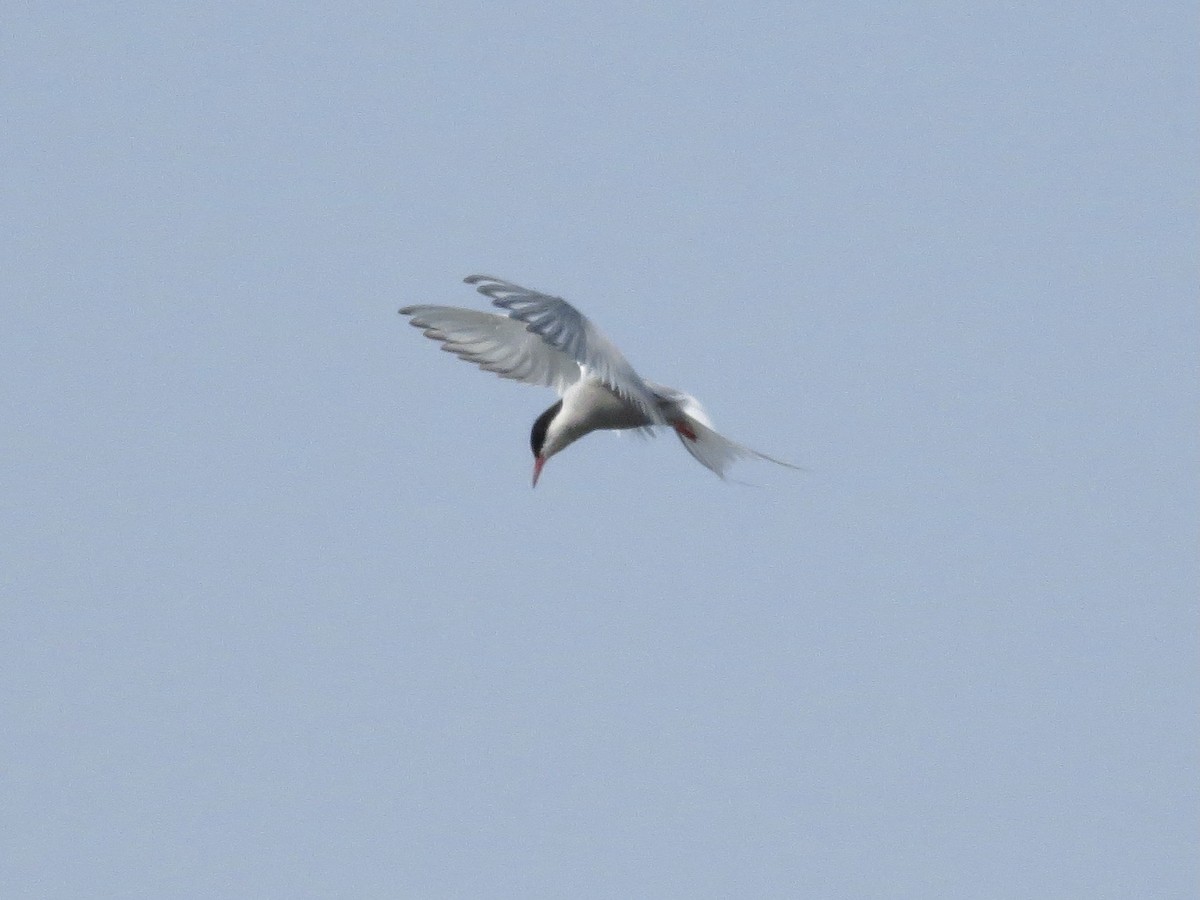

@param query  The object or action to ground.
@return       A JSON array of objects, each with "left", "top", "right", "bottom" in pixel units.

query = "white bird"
[{"left": 399, "top": 275, "right": 800, "bottom": 486}]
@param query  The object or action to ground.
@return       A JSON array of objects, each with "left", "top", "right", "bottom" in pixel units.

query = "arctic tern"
[{"left": 399, "top": 275, "right": 799, "bottom": 486}]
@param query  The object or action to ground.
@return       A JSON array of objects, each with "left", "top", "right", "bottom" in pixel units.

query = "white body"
[{"left": 544, "top": 380, "right": 652, "bottom": 457}]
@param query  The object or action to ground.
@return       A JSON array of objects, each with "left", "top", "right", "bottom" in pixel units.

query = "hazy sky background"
[{"left": 3, "top": 3, "right": 1197, "bottom": 897}]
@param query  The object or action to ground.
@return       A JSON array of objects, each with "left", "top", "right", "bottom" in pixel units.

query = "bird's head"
[{"left": 529, "top": 399, "right": 564, "bottom": 488}]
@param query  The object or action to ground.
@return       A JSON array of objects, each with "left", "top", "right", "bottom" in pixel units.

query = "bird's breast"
[{"left": 561, "top": 380, "right": 654, "bottom": 433}]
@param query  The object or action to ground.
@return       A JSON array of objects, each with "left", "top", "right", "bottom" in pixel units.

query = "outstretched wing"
[
  {"left": 398, "top": 305, "right": 581, "bottom": 393},
  {"left": 465, "top": 275, "right": 665, "bottom": 424}
]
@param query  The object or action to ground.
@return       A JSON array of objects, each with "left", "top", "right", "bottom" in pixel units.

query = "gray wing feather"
[
  {"left": 398, "top": 305, "right": 581, "bottom": 393},
  {"left": 465, "top": 275, "right": 665, "bottom": 423}
]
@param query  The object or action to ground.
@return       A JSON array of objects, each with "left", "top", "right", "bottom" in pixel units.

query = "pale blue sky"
[{"left": 3, "top": 3, "right": 1197, "bottom": 897}]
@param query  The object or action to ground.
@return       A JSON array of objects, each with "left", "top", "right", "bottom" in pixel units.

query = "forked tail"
[
  {"left": 672, "top": 414, "right": 802, "bottom": 479},
  {"left": 649, "top": 381, "right": 802, "bottom": 480}
]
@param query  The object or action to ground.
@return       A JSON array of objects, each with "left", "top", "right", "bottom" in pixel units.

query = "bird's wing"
[
  {"left": 465, "top": 275, "right": 666, "bottom": 424},
  {"left": 398, "top": 305, "right": 582, "bottom": 393}
]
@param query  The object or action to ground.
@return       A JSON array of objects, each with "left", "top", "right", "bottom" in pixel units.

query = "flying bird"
[{"left": 399, "top": 275, "right": 799, "bottom": 486}]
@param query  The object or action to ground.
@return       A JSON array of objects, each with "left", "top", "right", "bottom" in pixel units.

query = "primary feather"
[{"left": 398, "top": 304, "right": 580, "bottom": 393}]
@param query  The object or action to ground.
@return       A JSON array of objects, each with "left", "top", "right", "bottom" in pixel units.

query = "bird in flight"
[{"left": 399, "top": 275, "right": 799, "bottom": 486}]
